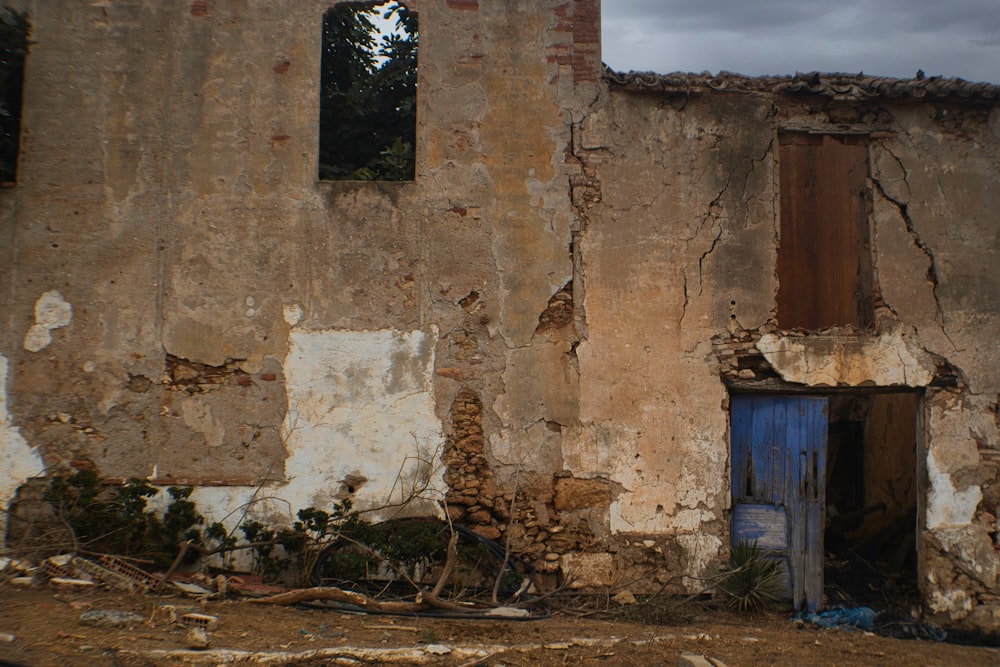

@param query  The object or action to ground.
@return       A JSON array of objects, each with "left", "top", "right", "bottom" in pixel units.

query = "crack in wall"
[
  {"left": 567, "top": 113, "right": 604, "bottom": 343},
  {"left": 742, "top": 137, "right": 775, "bottom": 197},
  {"left": 871, "top": 177, "right": 956, "bottom": 350},
  {"left": 682, "top": 138, "right": 773, "bottom": 329},
  {"left": 679, "top": 167, "right": 733, "bottom": 328}
]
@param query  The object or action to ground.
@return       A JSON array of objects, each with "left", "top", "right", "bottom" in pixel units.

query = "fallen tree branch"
[
  {"left": 251, "top": 532, "right": 472, "bottom": 613},
  {"left": 246, "top": 584, "right": 470, "bottom": 613}
]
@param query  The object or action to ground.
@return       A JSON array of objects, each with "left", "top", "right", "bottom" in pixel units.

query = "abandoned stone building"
[{"left": 1, "top": 0, "right": 999, "bottom": 627}]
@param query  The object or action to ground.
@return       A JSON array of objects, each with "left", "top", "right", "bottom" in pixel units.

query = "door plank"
[{"left": 730, "top": 394, "right": 829, "bottom": 611}]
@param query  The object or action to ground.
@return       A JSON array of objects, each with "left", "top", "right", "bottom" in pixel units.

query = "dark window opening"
[
  {"left": 777, "top": 134, "right": 873, "bottom": 330},
  {"left": 0, "top": 7, "right": 28, "bottom": 184},
  {"left": 319, "top": 1, "right": 417, "bottom": 182}
]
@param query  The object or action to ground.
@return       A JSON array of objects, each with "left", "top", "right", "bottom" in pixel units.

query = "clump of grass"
[
  {"left": 717, "top": 540, "right": 783, "bottom": 614},
  {"left": 417, "top": 628, "right": 440, "bottom": 644},
  {"left": 618, "top": 594, "right": 679, "bottom": 625}
]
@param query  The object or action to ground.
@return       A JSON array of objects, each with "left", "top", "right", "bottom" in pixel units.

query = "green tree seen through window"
[
  {"left": 0, "top": 7, "right": 27, "bottom": 183},
  {"left": 319, "top": 2, "right": 417, "bottom": 181}
]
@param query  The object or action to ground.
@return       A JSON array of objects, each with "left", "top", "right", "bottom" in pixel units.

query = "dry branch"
[
  {"left": 429, "top": 531, "right": 459, "bottom": 599},
  {"left": 249, "top": 532, "right": 473, "bottom": 613},
  {"left": 246, "top": 584, "right": 472, "bottom": 613}
]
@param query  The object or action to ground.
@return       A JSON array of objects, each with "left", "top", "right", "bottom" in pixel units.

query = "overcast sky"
[{"left": 601, "top": 0, "right": 1000, "bottom": 83}]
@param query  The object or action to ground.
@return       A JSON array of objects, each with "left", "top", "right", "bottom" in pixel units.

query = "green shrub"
[{"left": 43, "top": 471, "right": 204, "bottom": 568}]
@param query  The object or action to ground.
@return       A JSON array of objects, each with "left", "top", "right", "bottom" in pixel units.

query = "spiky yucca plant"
[{"left": 717, "top": 539, "right": 783, "bottom": 613}]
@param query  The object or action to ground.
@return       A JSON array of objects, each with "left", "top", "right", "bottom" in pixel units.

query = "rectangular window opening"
[
  {"left": 319, "top": 1, "right": 417, "bottom": 182},
  {"left": 0, "top": 7, "right": 28, "bottom": 184},
  {"left": 776, "top": 133, "right": 873, "bottom": 330}
]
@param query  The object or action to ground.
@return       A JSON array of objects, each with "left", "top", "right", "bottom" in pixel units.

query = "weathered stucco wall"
[
  {"left": 577, "top": 81, "right": 1000, "bottom": 620},
  {"left": 570, "top": 93, "right": 783, "bottom": 580},
  {"left": 0, "top": 0, "right": 603, "bottom": 546}
]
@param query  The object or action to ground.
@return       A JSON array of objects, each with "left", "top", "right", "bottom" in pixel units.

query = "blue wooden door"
[{"left": 730, "top": 394, "right": 828, "bottom": 611}]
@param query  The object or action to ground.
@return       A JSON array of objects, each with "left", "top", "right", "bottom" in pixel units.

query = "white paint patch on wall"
[
  {"left": 758, "top": 330, "right": 935, "bottom": 387},
  {"left": 0, "top": 354, "right": 46, "bottom": 537},
  {"left": 137, "top": 328, "right": 446, "bottom": 566},
  {"left": 280, "top": 328, "right": 446, "bottom": 519},
  {"left": 143, "top": 485, "right": 288, "bottom": 571},
  {"left": 605, "top": 428, "right": 727, "bottom": 535},
  {"left": 925, "top": 397, "right": 985, "bottom": 529},
  {"left": 23, "top": 290, "right": 73, "bottom": 352},
  {"left": 676, "top": 532, "right": 723, "bottom": 587},
  {"left": 283, "top": 304, "right": 304, "bottom": 326},
  {"left": 928, "top": 587, "right": 974, "bottom": 619},
  {"left": 926, "top": 446, "right": 982, "bottom": 529}
]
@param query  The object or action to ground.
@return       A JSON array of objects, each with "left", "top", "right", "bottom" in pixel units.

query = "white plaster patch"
[
  {"left": 609, "top": 496, "right": 657, "bottom": 533},
  {"left": 668, "top": 508, "right": 715, "bottom": 533},
  {"left": 35, "top": 290, "right": 72, "bottom": 329},
  {"left": 676, "top": 533, "right": 723, "bottom": 587},
  {"left": 283, "top": 304, "right": 304, "bottom": 326},
  {"left": 280, "top": 328, "right": 445, "bottom": 518},
  {"left": 135, "top": 329, "right": 446, "bottom": 565},
  {"left": 928, "top": 587, "right": 973, "bottom": 619},
  {"left": 933, "top": 525, "right": 999, "bottom": 587},
  {"left": 23, "top": 290, "right": 73, "bottom": 352},
  {"left": 926, "top": 448, "right": 981, "bottom": 529},
  {"left": 676, "top": 439, "right": 725, "bottom": 509},
  {"left": 0, "top": 354, "right": 46, "bottom": 539},
  {"left": 144, "top": 485, "right": 288, "bottom": 571},
  {"left": 23, "top": 324, "right": 51, "bottom": 353},
  {"left": 757, "top": 330, "right": 935, "bottom": 387},
  {"left": 187, "top": 487, "right": 294, "bottom": 529},
  {"left": 606, "top": 432, "right": 725, "bottom": 535}
]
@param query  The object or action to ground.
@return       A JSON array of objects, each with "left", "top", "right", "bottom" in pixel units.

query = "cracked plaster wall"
[
  {"left": 576, "top": 90, "right": 1000, "bottom": 610},
  {"left": 570, "top": 94, "right": 777, "bottom": 580},
  {"left": 868, "top": 105, "right": 1000, "bottom": 622},
  {"left": 0, "top": 0, "right": 607, "bottom": 581}
]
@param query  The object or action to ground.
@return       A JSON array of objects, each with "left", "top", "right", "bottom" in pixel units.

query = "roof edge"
[{"left": 604, "top": 66, "right": 1000, "bottom": 102}]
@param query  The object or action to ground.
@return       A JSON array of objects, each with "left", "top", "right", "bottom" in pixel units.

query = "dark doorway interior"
[{"left": 824, "top": 392, "right": 920, "bottom": 607}]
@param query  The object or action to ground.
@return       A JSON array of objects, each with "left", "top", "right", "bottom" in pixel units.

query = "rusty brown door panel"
[{"left": 777, "top": 134, "right": 872, "bottom": 330}]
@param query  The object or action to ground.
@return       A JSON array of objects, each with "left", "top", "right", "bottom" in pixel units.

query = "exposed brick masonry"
[{"left": 535, "top": 281, "right": 573, "bottom": 334}]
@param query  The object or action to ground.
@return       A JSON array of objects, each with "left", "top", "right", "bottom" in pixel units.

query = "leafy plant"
[
  {"left": 203, "top": 520, "right": 238, "bottom": 568},
  {"left": 235, "top": 500, "right": 367, "bottom": 585},
  {"left": 717, "top": 539, "right": 784, "bottom": 613},
  {"left": 43, "top": 471, "right": 205, "bottom": 568}
]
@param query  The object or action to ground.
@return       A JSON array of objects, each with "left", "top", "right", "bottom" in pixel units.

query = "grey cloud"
[{"left": 602, "top": 0, "right": 1000, "bottom": 82}]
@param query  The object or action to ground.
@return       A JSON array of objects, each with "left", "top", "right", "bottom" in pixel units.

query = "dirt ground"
[{"left": 2, "top": 586, "right": 999, "bottom": 667}]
